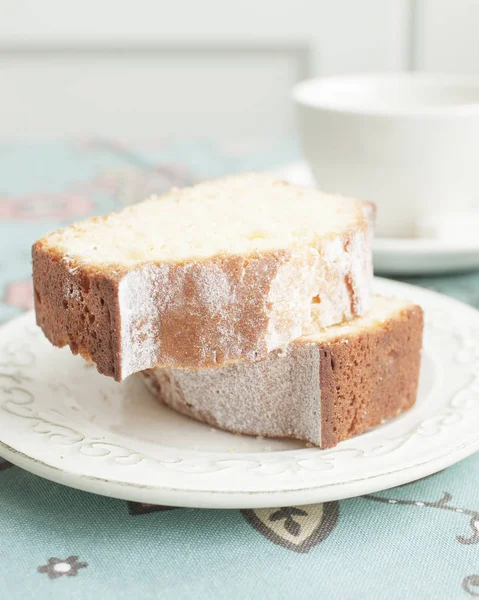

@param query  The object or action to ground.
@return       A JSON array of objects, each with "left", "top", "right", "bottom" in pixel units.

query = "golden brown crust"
[
  {"left": 33, "top": 224, "right": 373, "bottom": 380},
  {"left": 32, "top": 240, "right": 123, "bottom": 379},
  {"left": 136, "top": 252, "right": 286, "bottom": 370},
  {"left": 32, "top": 240, "right": 288, "bottom": 379},
  {"left": 319, "top": 304, "right": 424, "bottom": 448},
  {"left": 142, "top": 302, "right": 424, "bottom": 449}
]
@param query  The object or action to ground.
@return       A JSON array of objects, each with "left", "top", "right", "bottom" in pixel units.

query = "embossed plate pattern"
[{"left": 0, "top": 278, "right": 478, "bottom": 508}]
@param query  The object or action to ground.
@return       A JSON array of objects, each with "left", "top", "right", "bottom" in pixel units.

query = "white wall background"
[{"left": 0, "top": 0, "right": 474, "bottom": 141}]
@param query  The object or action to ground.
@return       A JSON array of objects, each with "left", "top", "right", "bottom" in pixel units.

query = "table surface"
[{"left": 1, "top": 139, "right": 479, "bottom": 600}]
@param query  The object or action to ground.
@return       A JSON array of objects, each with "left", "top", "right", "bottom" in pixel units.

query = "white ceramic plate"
[
  {"left": 0, "top": 278, "right": 478, "bottom": 509},
  {"left": 274, "top": 162, "right": 479, "bottom": 276}
]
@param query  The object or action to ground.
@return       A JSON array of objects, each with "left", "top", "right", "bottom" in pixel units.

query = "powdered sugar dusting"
[
  {"left": 116, "top": 215, "right": 372, "bottom": 378},
  {"left": 143, "top": 295, "right": 418, "bottom": 446},
  {"left": 271, "top": 223, "right": 374, "bottom": 342},
  {"left": 190, "top": 264, "right": 232, "bottom": 314},
  {"left": 119, "top": 265, "right": 165, "bottom": 378},
  {"left": 146, "top": 342, "right": 322, "bottom": 445}
]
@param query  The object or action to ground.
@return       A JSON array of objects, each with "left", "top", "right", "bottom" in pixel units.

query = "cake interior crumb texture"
[
  {"left": 40, "top": 173, "right": 367, "bottom": 266},
  {"left": 142, "top": 296, "right": 424, "bottom": 449}
]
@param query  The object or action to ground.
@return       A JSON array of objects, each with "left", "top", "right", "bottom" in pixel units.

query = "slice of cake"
[
  {"left": 33, "top": 173, "right": 373, "bottom": 381},
  {"left": 141, "top": 296, "right": 423, "bottom": 448}
]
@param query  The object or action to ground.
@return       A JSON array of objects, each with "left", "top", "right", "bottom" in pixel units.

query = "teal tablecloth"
[{"left": 1, "top": 140, "right": 479, "bottom": 599}]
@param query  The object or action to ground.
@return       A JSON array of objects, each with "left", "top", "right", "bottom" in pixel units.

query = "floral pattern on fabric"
[
  {"left": 38, "top": 556, "right": 87, "bottom": 579},
  {"left": 241, "top": 503, "right": 339, "bottom": 553}
]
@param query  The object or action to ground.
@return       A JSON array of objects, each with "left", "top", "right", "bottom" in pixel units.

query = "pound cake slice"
[
  {"left": 142, "top": 296, "right": 423, "bottom": 448},
  {"left": 33, "top": 173, "right": 373, "bottom": 381}
]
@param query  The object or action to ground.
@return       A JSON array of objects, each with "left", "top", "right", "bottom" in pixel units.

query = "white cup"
[{"left": 293, "top": 73, "right": 479, "bottom": 238}]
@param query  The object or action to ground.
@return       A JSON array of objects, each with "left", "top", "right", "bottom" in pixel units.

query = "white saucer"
[
  {"left": 274, "top": 162, "right": 479, "bottom": 276},
  {"left": 374, "top": 237, "right": 479, "bottom": 276},
  {"left": 0, "top": 278, "right": 478, "bottom": 508}
]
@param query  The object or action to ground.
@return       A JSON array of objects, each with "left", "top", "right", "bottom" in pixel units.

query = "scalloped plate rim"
[
  {"left": 0, "top": 277, "right": 478, "bottom": 508},
  {"left": 0, "top": 436, "right": 477, "bottom": 509}
]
